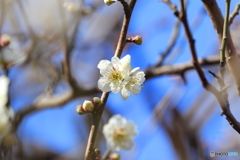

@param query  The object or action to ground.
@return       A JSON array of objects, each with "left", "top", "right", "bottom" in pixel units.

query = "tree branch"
[
  {"left": 202, "top": 0, "right": 240, "bottom": 96},
  {"left": 145, "top": 55, "right": 219, "bottom": 79},
  {"left": 229, "top": 3, "right": 240, "bottom": 25},
  {"left": 84, "top": 1, "right": 138, "bottom": 160},
  {"left": 160, "top": 0, "right": 240, "bottom": 134}
]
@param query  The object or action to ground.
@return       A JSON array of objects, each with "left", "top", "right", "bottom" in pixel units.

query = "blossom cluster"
[
  {"left": 97, "top": 55, "right": 145, "bottom": 100},
  {"left": 103, "top": 114, "right": 138, "bottom": 151}
]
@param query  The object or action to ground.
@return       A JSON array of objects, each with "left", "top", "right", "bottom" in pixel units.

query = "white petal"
[
  {"left": 110, "top": 82, "right": 121, "bottom": 93},
  {"left": 111, "top": 56, "right": 121, "bottom": 69},
  {"left": 97, "top": 60, "right": 111, "bottom": 70},
  {"left": 121, "top": 87, "right": 130, "bottom": 100},
  {"left": 120, "top": 55, "right": 131, "bottom": 70},
  {"left": 130, "top": 67, "right": 140, "bottom": 76},
  {"left": 120, "top": 140, "right": 134, "bottom": 151},
  {"left": 98, "top": 78, "right": 111, "bottom": 92},
  {"left": 131, "top": 85, "right": 141, "bottom": 95}
]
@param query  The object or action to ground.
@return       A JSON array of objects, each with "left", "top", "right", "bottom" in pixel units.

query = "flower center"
[
  {"left": 109, "top": 68, "right": 123, "bottom": 82},
  {"left": 113, "top": 128, "right": 127, "bottom": 142}
]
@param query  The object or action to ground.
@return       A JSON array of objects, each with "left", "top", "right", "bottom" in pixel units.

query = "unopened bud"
[
  {"left": 83, "top": 100, "right": 94, "bottom": 112},
  {"left": 109, "top": 153, "right": 120, "bottom": 160},
  {"left": 127, "top": 35, "right": 143, "bottom": 45},
  {"left": 104, "top": 0, "right": 116, "bottom": 6},
  {"left": 0, "top": 34, "right": 11, "bottom": 47},
  {"left": 93, "top": 148, "right": 101, "bottom": 156},
  {"left": 92, "top": 97, "right": 101, "bottom": 107},
  {"left": 76, "top": 105, "right": 86, "bottom": 115},
  {"left": 95, "top": 156, "right": 101, "bottom": 160}
]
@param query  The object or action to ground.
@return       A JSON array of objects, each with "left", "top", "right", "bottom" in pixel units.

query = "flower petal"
[
  {"left": 120, "top": 55, "right": 131, "bottom": 70},
  {"left": 97, "top": 60, "right": 111, "bottom": 70},
  {"left": 121, "top": 87, "right": 130, "bottom": 100},
  {"left": 111, "top": 56, "right": 121, "bottom": 69},
  {"left": 130, "top": 67, "right": 140, "bottom": 76},
  {"left": 131, "top": 85, "right": 141, "bottom": 95},
  {"left": 98, "top": 77, "right": 111, "bottom": 92}
]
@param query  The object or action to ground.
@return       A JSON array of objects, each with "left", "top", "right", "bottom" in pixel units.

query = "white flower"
[
  {"left": 63, "top": 2, "right": 80, "bottom": 13},
  {"left": 97, "top": 55, "right": 131, "bottom": 93},
  {"left": 103, "top": 114, "right": 138, "bottom": 151},
  {"left": 0, "top": 76, "right": 9, "bottom": 108},
  {"left": 0, "top": 76, "right": 13, "bottom": 140},
  {"left": 120, "top": 67, "right": 145, "bottom": 100}
]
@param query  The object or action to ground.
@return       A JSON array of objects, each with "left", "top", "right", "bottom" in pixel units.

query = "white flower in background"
[
  {"left": 63, "top": 2, "right": 80, "bottom": 13},
  {"left": 0, "top": 76, "right": 13, "bottom": 140},
  {"left": 121, "top": 67, "right": 145, "bottom": 100},
  {"left": 97, "top": 55, "right": 131, "bottom": 94},
  {"left": 104, "top": 0, "right": 117, "bottom": 6},
  {"left": 0, "top": 76, "right": 9, "bottom": 107},
  {"left": 103, "top": 114, "right": 138, "bottom": 151}
]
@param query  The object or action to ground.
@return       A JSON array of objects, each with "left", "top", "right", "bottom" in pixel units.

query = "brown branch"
[
  {"left": 12, "top": 87, "right": 99, "bottom": 132},
  {"left": 145, "top": 55, "right": 219, "bottom": 79},
  {"left": 160, "top": 0, "right": 240, "bottom": 134},
  {"left": 84, "top": 1, "right": 138, "bottom": 160},
  {"left": 202, "top": 0, "right": 240, "bottom": 96},
  {"left": 156, "top": 20, "right": 180, "bottom": 67},
  {"left": 229, "top": 3, "right": 240, "bottom": 25}
]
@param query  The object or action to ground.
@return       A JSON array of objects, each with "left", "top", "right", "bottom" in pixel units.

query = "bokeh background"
[{"left": 1, "top": 0, "right": 240, "bottom": 159}]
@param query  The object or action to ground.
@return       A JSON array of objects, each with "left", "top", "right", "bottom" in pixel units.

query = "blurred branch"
[
  {"left": 202, "top": 0, "right": 240, "bottom": 96},
  {"left": 13, "top": 87, "right": 99, "bottom": 132},
  {"left": 229, "top": 3, "right": 240, "bottom": 25},
  {"left": 160, "top": 0, "right": 240, "bottom": 134},
  {"left": 145, "top": 55, "right": 219, "bottom": 79},
  {"left": 156, "top": 20, "right": 180, "bottom": 67},
  {"left": 84, "top": 1, "right": 137, "bottom": 160}
]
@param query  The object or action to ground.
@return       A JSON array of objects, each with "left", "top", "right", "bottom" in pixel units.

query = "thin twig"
[
  {"left": 145, "top": 55, "right": 219, "bottom": 79},
  {"left": 156, "top": 20, "right": 180, "bottom": 67},
  {"left": 229, "top": 3, "right": 240, "bottom": 25},
  {"left": 161, "top": 0, "right": 240, "bottom": 134},
  {"left": 202, "top": 0, "right": 240, "bottom": 96}
]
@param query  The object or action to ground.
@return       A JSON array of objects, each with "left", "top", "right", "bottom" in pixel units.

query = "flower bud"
[
  {"left": 93, "top": 148, "right": 101, "bottom": 156},
  {"left": 104, "top": 0, "right": 116, "bottom": 6},
  {"left": 76, "top": 105, "right": 86, "bottom": 115},
  {"left": 0, "top": 34, "right": 11, "bottom": 47},
  {"left": 109, "top": 153, "right": 121, "bottom": 160},
  {"left": 127, "top": 35, "right": 143, "bottom": 45},
  {"left": 82, "top": 100, "right": 94, "bottom": 112},
  {"left": 95, "top": 156, "right": 101, "bottom": 160},
  {"left": 92, "top": 97, "right": 101, "bottom": 107}
]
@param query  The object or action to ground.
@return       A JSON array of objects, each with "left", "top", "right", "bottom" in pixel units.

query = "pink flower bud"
[
  {"left": 0, "top": 34, "right": 11, "bottom": 48},
  {"left": 76, "top": 105, "right": 86, "bottom": 115}
]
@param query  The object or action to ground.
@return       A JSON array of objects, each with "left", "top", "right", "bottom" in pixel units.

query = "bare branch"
[
  {"left": 145, "top": 55, "right": 219, "bottom": 79},
  {"left": 156, "top": 20, "right": 180, "bottom": 67},
  {"left": 84, "top": 1, "right": 138, "bottom": 160},
  {"left": 202, "top": 0, "right": 240, "bottom": 96},
  {"left": 229, "top": 3, "right": 240, "bottom": 25},
  {"left": 160, "top": 0, "right": 240, "bottom": 134}
]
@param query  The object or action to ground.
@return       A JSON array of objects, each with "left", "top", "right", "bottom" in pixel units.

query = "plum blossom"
[
  {"left": 97, "top": 55, "right": 131, "bottom": 94},
  {"left": 103, "top": 114, "right": 138, "bottom": 151},
  {"left": 121, "top": 67, "right": 145, "bottom": 100},
  {"left": 97, "top": 55, "right": 145, "bottom": 100}
]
